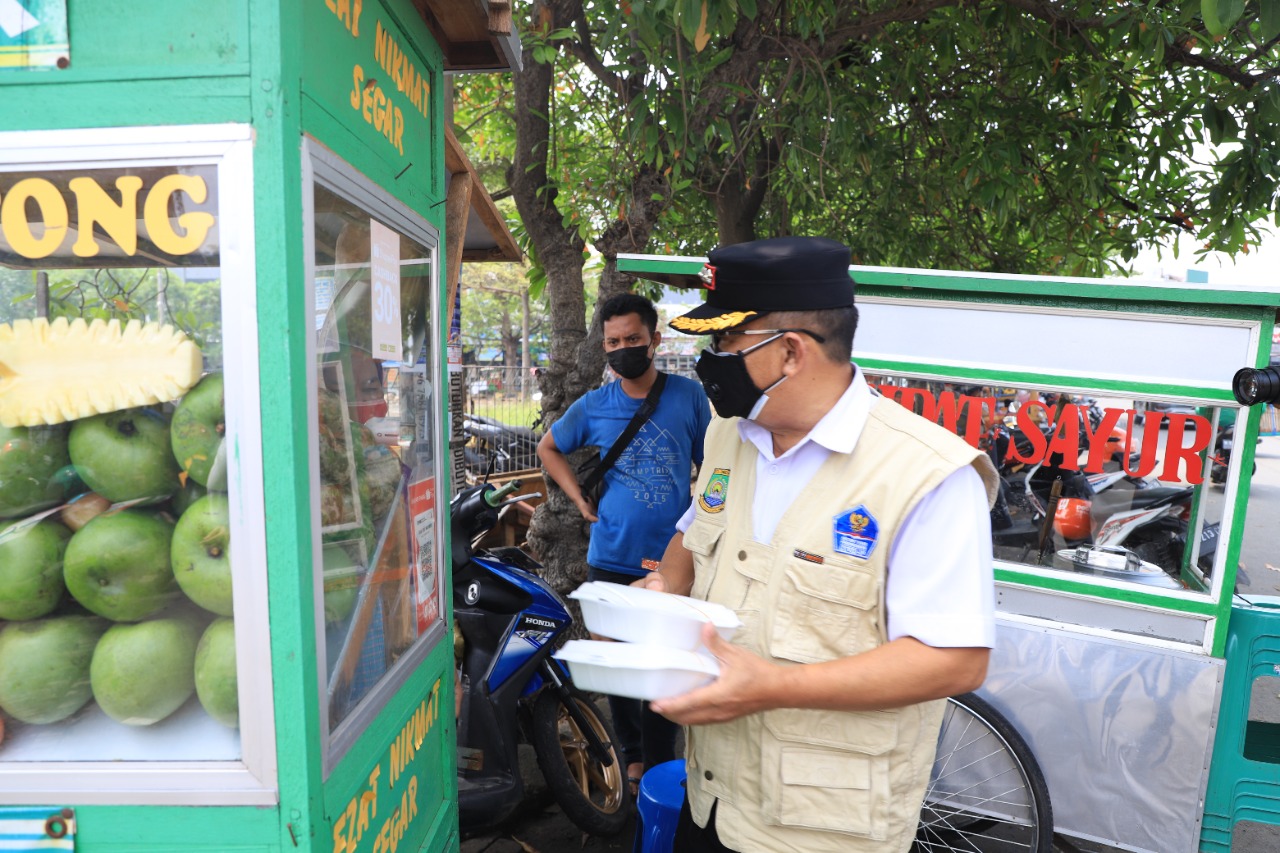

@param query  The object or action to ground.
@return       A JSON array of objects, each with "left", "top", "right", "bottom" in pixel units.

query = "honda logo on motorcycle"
[{"left": 518, "top": 615, "right": 561, "bottom": 631}]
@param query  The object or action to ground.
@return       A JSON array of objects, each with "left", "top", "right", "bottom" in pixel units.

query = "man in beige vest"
[{"left": 635, "top": 236, "right": 998, "bottom": 853}]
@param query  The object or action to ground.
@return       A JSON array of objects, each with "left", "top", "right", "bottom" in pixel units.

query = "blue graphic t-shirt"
[{"left": 551, "top": 374, "right": 711, "bottom": 576}]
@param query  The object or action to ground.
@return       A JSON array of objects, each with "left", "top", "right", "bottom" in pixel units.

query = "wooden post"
[{"left": 444, "top": 170, "right": 473, "bottom": 328}]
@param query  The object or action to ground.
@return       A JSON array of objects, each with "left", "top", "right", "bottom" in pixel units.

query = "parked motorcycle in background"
[
  {"left": 1210, "top": 418, "right": 1258, "bottom": 485},
  {"left": 451, "top": 479, "right": 629, "bottom": 837},
  {"left": 462, "top": 414, "right": 542, "bottom": 475},
  {"left": 984, "top": 404, "right": 1216, "bottom": 582}
]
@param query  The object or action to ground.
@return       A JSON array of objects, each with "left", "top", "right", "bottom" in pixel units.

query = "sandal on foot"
[{"left": 626, "top": 762, "right": 645, "bottom": 798}]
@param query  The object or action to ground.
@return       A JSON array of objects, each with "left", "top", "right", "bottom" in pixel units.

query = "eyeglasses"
[{"left": 708, "top": 328, "right": 826, "bottom": 355}]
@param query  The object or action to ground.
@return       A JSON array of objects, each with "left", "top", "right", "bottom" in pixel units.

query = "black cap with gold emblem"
[{"left": 668, "top": 236, "right": 855, "bottom": 334}]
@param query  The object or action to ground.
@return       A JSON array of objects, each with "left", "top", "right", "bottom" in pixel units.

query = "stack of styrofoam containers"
[{"left": 554, "top": 581, "right": 742, "bottom": 701}]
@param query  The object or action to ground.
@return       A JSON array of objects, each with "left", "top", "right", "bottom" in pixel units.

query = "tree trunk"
[
  {"left": 520, "top": 288, "right": 530, "bottom": 399},
  {"left": 508, "top": 0, "right": 597, "bottom": 597},
  {"left": 710, "top": 135, "right": 778, "bottom": 246},
  {"left": 510, "top": 2, "right": 676, "bottom": 598},
  {"left": 499, "top": 307, "right": 519, "bottom": 368}
]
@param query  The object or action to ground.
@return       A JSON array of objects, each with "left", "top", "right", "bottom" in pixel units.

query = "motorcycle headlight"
[{"left": 1232, "top": 366, "right": 1280, "bottom": 406}]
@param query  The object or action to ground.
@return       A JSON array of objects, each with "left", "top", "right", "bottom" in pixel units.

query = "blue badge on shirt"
[{"left": 833, "top": 505, "right": 879, "bottom": 560}]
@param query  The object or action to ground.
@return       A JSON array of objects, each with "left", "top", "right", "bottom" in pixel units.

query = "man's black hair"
[
  {"left": 767, "top": 306, "right": 859, "bottom": 362},
  {"left": 599, "top": 292, "right": 659, "bottom": 335}
]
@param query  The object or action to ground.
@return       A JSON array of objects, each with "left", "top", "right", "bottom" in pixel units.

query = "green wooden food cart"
[
  {"left": 621, "top": 252, "right": 1280, "bottom": 852},
  {"left": 0, "top": 2, "right": 520, "bottom": 851}
]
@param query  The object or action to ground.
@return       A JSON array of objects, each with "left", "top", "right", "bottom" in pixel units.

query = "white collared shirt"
[{"left": 677, "top": 367, "right": 995, "bottom": 647}]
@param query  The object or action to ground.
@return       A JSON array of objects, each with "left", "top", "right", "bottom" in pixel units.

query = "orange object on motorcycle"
[
  {"left": 1106, "top": 426, "right": 1125, "bottom": 455},
  {"left": 1053, "top": 497, "right": 1093, "bottom": 540}
]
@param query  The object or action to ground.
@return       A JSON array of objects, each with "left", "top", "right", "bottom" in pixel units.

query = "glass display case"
[
  {"left": 0, "top": 1, "right": 516, "bottom": 849},
  {"left": 304, "top": 141, "right": 446, "bottom": 770},
  {"left": 0, "top": 125, "right": 273, "bottom": 803}
]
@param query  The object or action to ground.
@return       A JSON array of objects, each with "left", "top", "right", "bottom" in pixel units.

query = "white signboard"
[{"left": 369, "top": 219, "right": 401, "bottom": 361}]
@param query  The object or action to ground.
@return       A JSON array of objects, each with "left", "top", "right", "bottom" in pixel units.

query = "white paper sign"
[
  {"left": 369, "top": 220, "right": 401, "bottom": 361},
  {"left": 314, "top": 275, "right": 334, "bottom": 331}
]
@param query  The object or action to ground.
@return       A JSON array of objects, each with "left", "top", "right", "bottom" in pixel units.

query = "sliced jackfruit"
[{"left": 0, "top": 317, "right": 203, "bottom": 428}]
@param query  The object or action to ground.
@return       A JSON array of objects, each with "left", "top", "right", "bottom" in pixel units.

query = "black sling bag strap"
[{"left": 577, "top": 372, "right": 667, "bottom": 503}]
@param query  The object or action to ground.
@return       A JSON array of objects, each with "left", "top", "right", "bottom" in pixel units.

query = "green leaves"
[
  {"left": 1263, "top": 0, "right": 1280, "bottom": 40},
  {"left": 1259, "top": 85, "right": 1280, "bottom": 125},
  {"left": 1202, "top": 99, "right": 1240, "bottom": 145},
  {"left": 456, "top": 0, "right": 1280, "bottom": 302},
  {"left": 1202, "top": 0, "right": 1245, "bottom": 36}
]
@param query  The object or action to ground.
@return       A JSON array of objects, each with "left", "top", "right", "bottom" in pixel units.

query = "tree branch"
[{"left": 1164, "top": 38, "right": 1269, "bottom": 89}]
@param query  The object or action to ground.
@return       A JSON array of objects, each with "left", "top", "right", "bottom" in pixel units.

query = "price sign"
[
  {"left": 409, "top": 477, "right": 439, "bottom": 632},
  {"left": 369, "top": 219, "right": 401, "bottom": 361}
]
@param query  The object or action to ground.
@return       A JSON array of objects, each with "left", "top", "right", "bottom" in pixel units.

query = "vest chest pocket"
[
  {"left": 682, "top": 518, "right": 724, "bottom": 601},
  {"left": 770, "top": 556, "right": 880, "bottom": 664}
]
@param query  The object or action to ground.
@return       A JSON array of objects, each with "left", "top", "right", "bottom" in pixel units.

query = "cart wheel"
[
  {"left": 530, "top": 688, "right": 630, "bottom": 837},
  {"left": 915, "top": 692, "right": 1053, "bottom": 852}
]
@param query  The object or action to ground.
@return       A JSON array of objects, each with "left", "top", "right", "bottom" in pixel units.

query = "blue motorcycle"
[{"left": 451, "top": 480, "right": 630, "bottom": 836}]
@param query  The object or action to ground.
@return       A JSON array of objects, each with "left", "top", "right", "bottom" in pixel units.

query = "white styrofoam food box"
[
  {"left": 569, "top": 581, "right": 741, "bottom": 650},
  {"left": 554, "top": 640, "right": 720, "bottom": 701}
]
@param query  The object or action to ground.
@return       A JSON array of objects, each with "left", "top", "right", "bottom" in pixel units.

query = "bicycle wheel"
[
  {"left": 529, "top": 687, "right": 630, "bottom": 837},
  {"left": 914, "top": 692, "right": 1053, "bottom": 852}
]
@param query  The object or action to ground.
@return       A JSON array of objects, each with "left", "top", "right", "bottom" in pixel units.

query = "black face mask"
[
  {"left": 606, "top": 344, "right": 653, "bottom": 380},
  {"left": 694, "top": 333, "right": 788, "bottom": 420}
]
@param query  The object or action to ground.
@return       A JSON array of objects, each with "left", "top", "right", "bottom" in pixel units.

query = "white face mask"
[{"left": 745, "top": 374, "right": 788, "bottom": 421}]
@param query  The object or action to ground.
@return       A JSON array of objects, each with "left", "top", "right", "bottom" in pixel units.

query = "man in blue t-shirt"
[{"left": 538, "top": 292, "right": 712, "bottom": 792}]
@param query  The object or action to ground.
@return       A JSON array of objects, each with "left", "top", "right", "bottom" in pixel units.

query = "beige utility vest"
[{"left": 681, "top": 399, "right": 997, "bottom": 853}]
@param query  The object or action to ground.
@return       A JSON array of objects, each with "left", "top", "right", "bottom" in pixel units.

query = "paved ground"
[
  {"left": 458, "top": 743, "right": 637, "bottom": 853},
  {"left": 462, "top": 776, "right": 1128, "bottom": 853},
  {"left": 462, "top": 805, "right": 637, "bottom": 853}
]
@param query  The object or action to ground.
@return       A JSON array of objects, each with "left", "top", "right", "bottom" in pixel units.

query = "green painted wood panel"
[
  {"left": 322, "top": 642, "right": 456, "bottom": 853},
  {"left": 70, "top": 805, "right": 280, "bottom": 853},
  {"left": 63, "top": 0, "right": 250, "bottom": 73},
  {"left": 296, "top": 6, "right": 455, "bottom": 853},
  {"left": 246, "top": 6, "right": 326, "bottom": 853},
  {"left": 0, "top": 80, "right": 249, "bottom": 130},
  {"left": 300, "top": 0, "right": 444, "bottom": 221}
]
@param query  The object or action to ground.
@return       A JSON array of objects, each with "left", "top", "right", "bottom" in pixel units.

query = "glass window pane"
[
  {"left": 311, "top": 183, "right": 440, "bottom": 732},
  {"left": 1232, "top": 406, "right": 1279, "bottom": 597},
  {"left": 865, "top": 375, "right": 1225, "bottom": 594},
  {"left": 0, "top": 163, "right": 238, "bottom": 761}
]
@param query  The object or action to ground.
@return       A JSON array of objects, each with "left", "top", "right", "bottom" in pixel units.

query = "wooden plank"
[
  {"left": 445, "top": 126, "right": 522, "bottom": 263},
  {"left": 444, "top": 169, "right": 474, "bottom": 328}
]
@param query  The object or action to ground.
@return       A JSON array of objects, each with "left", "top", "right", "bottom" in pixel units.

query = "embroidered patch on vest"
[
  {"left": 833, "top": 505, "right": 879, "bottom": 559},
  {"left": 698, "top": 468, "right": 730, "bottom": 513}
]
